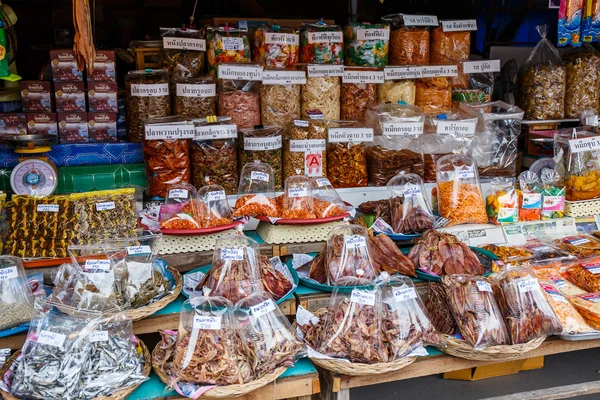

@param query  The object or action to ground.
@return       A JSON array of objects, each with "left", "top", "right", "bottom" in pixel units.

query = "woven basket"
[
  {"left": 151, "top": 343, "right": 286, "bottom": 398},
  {"left": 0, "top": 338, "right": 151, "bottom": 400},
  {"left": 310, "top": 356, "right": 416, "bottom": 376},
  {"left": 436, "top": 335, "right": 546, "bottom": 361}
]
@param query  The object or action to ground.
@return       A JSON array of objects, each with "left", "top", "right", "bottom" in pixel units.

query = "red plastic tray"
[
  {"left": 255, "top": 212, "right": 350, "bottom": 225},
  {"left": 160, "top": 220, "right": 245, "bottom": 236}
]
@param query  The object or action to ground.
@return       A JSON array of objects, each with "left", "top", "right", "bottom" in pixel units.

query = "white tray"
[{"left": 558, "top": 331, "right": 600, "bottom": 341}]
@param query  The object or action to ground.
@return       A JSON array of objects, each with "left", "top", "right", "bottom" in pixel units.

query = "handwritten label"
[
  {"left": 288, "top": 187, "right": 308, "bottom": 198},
  {"left": 436, "top": 120, "right": 476, "bottom": 135},
  {"left": 517, "top": 278, "right": 539, "bottom": 293},
  {"left": 441, "top": 19, "right": 478, "bottom": 31},
  {"left": 0, "top": 267, "right": 18, "bottom": 281},
  {"left": 316, "top": 178, "right": 331, "bottom": 187},
  {"left": 476, "top": 281, "right": 493, "bottom": 292},
  {"left": 222, "top": 37, "right": 244, "bottom": 51},
  {"left": 289, "top": 139, "right": 326, "bottom": 152},
  {"left": 37, "top": 204, "right": 59, "bottom": 212},
  {"left": 568, "top": 136, "right": 600, "bottom": 153},
  {"left": 250, "top": 171, "right": 269, "bottom": 182},
  {"left": 393, "top": 287, "right": 417, "bottom": 302},
  {"left": 262, "top": 70, "right": 306, "bottom": 85},
  {"left": 169, "top": 189, "right": 189, "bottom": 199},
  {"left": 265, "top": 32, "right": 299, "bottom": 45},
  {"left": 344, "top": 234, "right": 367, "bottom": 249},
  {"left": 402, "top": 14, "right": 439, "bottom": 26},
  {"left": 244, "top": 135, "right": 282, "bottom": 151},
  {"left": 342, "top": 70, "right": 385, "bottom": 84},
  {"left": 130, "top": 83, "right": 169, "bottom": 97},
  {"left": 163, "top": 37, "right": 206, "bottom": 51},
  {"left": 457, "top": 167, "right": 475, "bottom": 179},
  {"left": 220, "top": 248, "right": 244, "bottom": 261},
  {"left": 145, "top": 124, "right": 195, "bottom": 140},
  {"left": 463, "top": 60, "right": 501, "bottom": 74},
  {"left": 351, "top": 289, "right": 376, "bottom": 306},
  {"left": 207, "top": 190, "right": 227, "bottom": 202},
  {"left": 217, "top": 64, "right": 263, "bottom": 81},
  {"left": 89, "top": 331, "right": 109, "bottom": 343},
  {"left": 193, "top": 315, "right": 222, "bottom": 330},
  {"left": 307, "top": 64, "right": 344, "bottom": 77},
  {"left": 403, "top": 185, "right": 421, "bottom": 198},
  {"left": 328, "top": 128, "right": 374, "bottom": 143},
  {"left": 38, "top": 330, "right": 66, "bottom": 347},
  {"left": 307, "top": 31, "right": 343, "bottom": 43},
  {"left": 356, "top": 28, "right": 390, "bottom": 41},
  {"left": 250, "top": 298, "right": 277, "bottom": 317},
  {"left": 84, "top": 259, "right": 111, "bottom": 270},
  {"left": 96, "top": 201, "right": 115, "bottom": 211},
  {"left": 176, "top": 83, "right": 216, "bottom": 97},
  {"left": 194, "top": 124, "right": 237, "bottom": 140},
  {"left": 127, "top": 245, "right": 152, "bottom": 256},
  {"left": 383, "top": 122, "right": 424, "bottom": 135}
]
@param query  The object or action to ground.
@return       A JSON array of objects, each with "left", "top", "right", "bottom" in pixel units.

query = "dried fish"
[{"left": 424, "top": 282, "right": 457, "bottom": 335}]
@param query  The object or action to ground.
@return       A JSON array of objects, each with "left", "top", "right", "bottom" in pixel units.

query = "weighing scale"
[{"left": 5, "top": 134, "right": 58, "bottom": 196}]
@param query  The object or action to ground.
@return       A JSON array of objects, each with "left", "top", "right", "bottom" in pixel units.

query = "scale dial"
[{"left": 10, "top": 158, "right": 58, "bottom": 196}]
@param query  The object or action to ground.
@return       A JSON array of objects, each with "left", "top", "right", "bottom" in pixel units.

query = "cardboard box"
[
  {"left": 88, "top": 112, "right": 117, "bottom": 142},
  {"left": 26, "top": 113, "right": 58, "bottom": 136},
  {"left": 55, "top": 82, "right": 86, "bottom": 112},
  {"left": 89, "top": 50, "right": 116, "bottom": 83},
  {"left": 58, "top": 112, "right": 89, "bottom": 143},
  {"left": 526, "top": 129, "right": 557, "bottom": 157},
  {"left": 20, "top": 81, "right": 53, "bottom": 113},
  {"left": 88, "top": 82, "right": 118, "bottom": 112},
  {"left": 50, "top": 50, "right": 83, "bottom": 82},
  {"left": 0, "top": 113, "right": 27, "bottom": 135}
]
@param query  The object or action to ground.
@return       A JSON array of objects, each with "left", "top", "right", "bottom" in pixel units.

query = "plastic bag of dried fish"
[
  {"left": 554, "top": 234, "right": 600, "bottom": 257},
  {"left": 240, "top": 125, "right": 284, "bottom": 191},
  {"left": 0, "top": 256, "right": 34, "bottom": 331},
  {"left": 564, "top": 258, "right": 600, "bottom": 292},
  {"left": 233, "top": 161, "right": 278, "bottom": 218},
  {"left": 159, "top": 183, "right": 201, "bottom": 230},
  {"left": 172, "top": 75, "right": 216, "bottom": 119},
  {"left": 197, "top": 184, "right": 233, "bottom": 228},
  {"left": 325, "top": 224, "right": 377, "bottom": 285},
  {"left": 235, "top": 292, "right": 305, "bottom": 377},
  {"left": 160, "top": 27, "right": 206, "bottom": 78},
  {"left": 387, "top": 172, "right": 435, "bottom": 234}
]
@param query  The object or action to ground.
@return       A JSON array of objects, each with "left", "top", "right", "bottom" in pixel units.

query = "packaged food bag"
[
  {"left": 540, "top": 170, "right": 565, "bottom": 220},
  {"left": 258, "top": 255, "right": 294, "bottom": 301},
  {"left": 436, "top": 153, "right": 488, "bottom": 225},
  {"left": 299, "top": 20, "right": 344, "bottom": 64},
  {"left": 415, "top": 77, "right": 452, "bottom": 114},
  {"left": 253, "top": 24, "right": 300, "bottom": 68},
  {"left": 521, "top": 239, "right": 572, "bottom": 264},
  {"left": 173, "top": 75, "right": 216, "bottom": 119},
  {"left": 451, "top": 60, "right": 495, "bottom": 106},
  {"left": 517, "top": 171, "right": 543, "bottom": 222},
  {"left": 431, "top": 23, "right": 472, "bottom": 63},
  {"left": 282, "top": 174, "right": 316, "bottom": 219},
  {"left": 421, "top": 133, "right": 461, "bottom": 182},
  {"left": 381, "top": 13, "right": 432, "bottom": 65},
  {"left": 159, "top": 183, "right": 200, "bottom": 230},
  {"left": 310, "top": 176, "right": 351, "bottom": 218},
  {"left": 485, "top": 177, "right": 519, "bottom": 225},
  {"left": 480, "top": 244, "right": 534, "bottom": 263},
  {"left": 197, "top": 184, "right": 233, "bottom": 228},
  {"left": 538, "top": 279, "right": 594, "bottom": 335},
  {"left": 442, "top": 275, "right": 510, "bottom": 348},
  {"left": 387, "top": 172, "right": 435, "bottom": 234},
  {"left": 235, "top": 292, "right": 305, "bottom": 377},
  {"left": 554, "top": 129, "right": 600, "bottom": 201},
  {"left": 341, "top": 67, "right": 381, "bottom": 122},
  {"left": 233, "top": 161, "right": 278, "bottom": 218},
  {"left": 558, "top": 0, "right": 584, "bottom": 47},
  {"left": 302, "top": 66, "right": 341, "bottom": 120},
  {"left": 518, "top": 25, "right": 566, "bottom": 120},
  {"left": 582, "top": 0, "right": 600, "bottom": 43},
  {"left": 240, "top": 125, "right": 283, "bottom": 190},
  {"left": 568, "top": 293, "right": 600, "bottom": 330},
  {"left": 217, "top": 63, "right": 262, "bottom": 129},
  {"left": 344, "top": 22, "right": 390, "bottom": 67},
  {"left": 377, "top": 79, "right": 416, "bottom": 105},
  {"left": 326, "top": 120, "right": 373, "bottom": 188},
  {"left": 494, "top": 267, "right": 562, "bottom": 344},
  {"left": 0, "top": 256, "right": 34, "bottom": 330},
  {"left": 563, "top": 45, "right": 600, "bottom": 118},
  {"left": 325, "top": 224, "right": 377, "bottom": 285},
  {"left": 261, "top": 68, "right": 303, "bottom": 127},
  {"left": 565, "top": 259, "right": 600, "bottom": 292},
  {"left": 283, "top": 119, "right": 327, "bottom": 181},
  {"left": 206, "top": 26, "right": 251, "bottom": 76},
  {"left": 160, "top": 27, "right": 206, "bottom": 78}
]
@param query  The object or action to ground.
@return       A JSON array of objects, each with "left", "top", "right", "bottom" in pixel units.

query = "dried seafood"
[
  {"left": 368, "top": 232, "right": 416, "bottom": 277},
  {"left": 568, "top": 293, "right": 600, "bottom": 331},
  {"left": 392, "top": 204, "right": 434, "bottom": 235},
  {"left": 198, "top": 259, "right": 257, "bottom": 304},
  {"left": 480, "top": 244, "right": 534, "bottom": 262},
  {"left": 72, "top": 0, "right": 96, "bottom": 75},
  {"left": 564, "top": 261, "right": 600, "bottom": 292},
  {"left": 326, "top": 231, "right": 376, "bottom": 284},
  {"left": 424, "top": 282, "right": 457, "bottom": 335},
  {"left": 260, "top": 256, "right": 293, "bottom": 301},
  {"left": 554, "top": 235, "right": 600, "bottom": 257},
  {"left": 358, "top": 199, "right": 392, "bottom": 225},
  {"left": 538, "top": 280, "right": 594, "bottom": 335},
  {"left": 308, "top": 250, "right": 327, "bottom": 284}
]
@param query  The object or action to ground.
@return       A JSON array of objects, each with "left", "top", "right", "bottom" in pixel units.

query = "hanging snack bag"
[
  {"left": 582, "top": 0, "right": 600, "bottom": 43},
  {"left": 143, "top": 116, "right": 194, "bottom": 199},
  {"left": 160, "top": 27, "right": 206, "bottom": 78},
  {"left": 159, "top": 183, "right": 200, "bottom": 230},
  {"left": 519, "top": 25, "right": 566, "bottom": 120},
  {"left": 310, "top": 176, "right": 351, "bottom": 218},
  {"left": 240, "top": 125, "right": 283, "bottom": 190},
  {"left": 541, "top": 169, "right": 565, "bottom": 220},
  {"left": 327, "top": 120, "right": 373, "bottom": 188},
  {"left": 261, "top": 68, "right": 304, "bottom": 126},
  {"left": 173, "top": 75, "right": 216, "bottom": 119},
  {"left": 233, "top": 161, "right": 278, "bottom": 218},
  {"left": 0, "top": 256, "right": 34, "bottom": 330},
  {"left": 302, "top": 64, "right": 342, "bottom": 120},
  {"left": 517, "top": 171, "right": 543, "bottom": 222},
  {"left": 387, "top": 172, "right": 435, "bottom": 234},
  {"left": 436, "top": 153, "right": 488, "bottom": 225},
  {"left": 344, "top": 22, "right": 390, "bottom": 67},
  {"left": 192, "top": 116, "right": 238, "bottom": 194},
  {"left": 325, "top": 224, "right": 377, "bottom": 285},
  {"left": 282, "top": 174, "right": 316, "bottom": 219},
  {"left": 283, "top": 119, "right": 327, "bottom": 181},
  {"left": 431, "top": 20, "right": 475, "bottom": 63},
  {"left": 485, "top": 177, "right": 519, "bottom": 225},
  {"left": 217, "top": 63, "right": 262, "bottom": 129},
  {"left": 197, "top": 184, "right": 233, "bottom": 228},
  {"left": 558, "top": 0, "right": 584, "bottom": 47},
  {"left": 382, "top": 14, "right": 435, "bottom": 65},
  {"left": 253, "top": 24, "right": 300, "bottom": 68},
  {"left": 365, "top": 103, "right": 425, "bottom": 185},
  {"left": 341, "top": 67, "right": 382, "bottom": 122},
  {"left": 206, "top": 26, "right": 251, "bottom": 76},
  {"left": 563, "top": 45, "right": 600, "bottom": 118}
]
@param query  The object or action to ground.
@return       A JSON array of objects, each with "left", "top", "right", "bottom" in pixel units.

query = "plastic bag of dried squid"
[
  {"left": 233, "top": 161, "right": 278, "bottom": 218},
  {"left": 430, "top": 20, "right": 475, "bottom": 64},
  {"left": 325, "top": 224, "right": 377, "bottom": 285},
  {"left": 197, "top": 183, "right": 233, "bottom": 228},
  {"left": 326, "top": 121, "right": 373, "bottom": 188},
  {"left": 173, "top": 296, "right": 252, "bottom": 385},
  {"left": 217, "top": 63, "right": 262, "bottom": 129},
  {"left": 159, "top": 183, "right": 201, "bottom": 230},
  {"left": 365, "top": 103, "right": 425, "bottom": 185},
  {"left": 160, "top": 27, "right": 206, "bottom": 78},
  {"left": 310, "top": 176, "right": 352, "bottom": 218},
  {"left": 341, "top": 67, "right": 382, "bottom": 122},
  {"left": 494, "top": 266, "right": 562, "bottom": 344},
  {"left": 282, "top": 174, "right": 316, "bottom": 219},
  {"left": 387, "top": 172, "right": 435, "bottom": 234},
  {"left": 381, "top": 14, "right": 434, "bottom": 65},
  {"left": 235, "top": 291, "right": 305, "bottom": 377}
]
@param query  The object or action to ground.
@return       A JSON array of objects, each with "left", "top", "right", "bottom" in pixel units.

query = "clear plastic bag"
[
  {"left": 563, "top": 45, "right": 600, "bottom": 118},
  {"left": 325, "top": 224, "right": 377, "bottom": 285},
  {"left": 206, "top": 26, "right": 251, "bottom": 76},
  {"left": 302, "top": 75, "right": 341, "bottom": 120},
  {"left": 554, "top": 129, "right": 600, "bottom": 201},
  {"left": 327, "top": 120, "right": 372, "bottom": 188},
  {"left": 260, "top": 70, "right": 302, "bottom": 127},
  {"left": 541, "top": 169, "right": 566, "bottom": 220},
  {"left": 451, "top": 60, "right": 494, "bottom": 106},
  {"left": 519, "top": 25, "right": 566, "bottom": 120},
  {"left": 240, "top": 125, "right": 283, "bottom": 191},
  {"left": 235, "top": 292, "right": 304, "bottom": 377},
  {"left": 537, "top": 280, "right": 594, "bottom": 335},
  {"left": 431, "top": 26, "right": 470, "bottom": 64},
  {"left": 376, "top": 80, "right": 416, "bottom": 105},
  {"left": 197, "top": 184, "right": 233, "bottom": 228},
  {"left": 253, "top": 25, "right": 300, "bottom": 68},
  {"left": 0, "top": 256, "right": 34, "bottom": 330},
  {"left": 283, "top": 119, "right": 327, "bottom": 181},
  {"left": 160, "top": 27, "right": 206, "bottom": 78},
  {"left": 282, "top": 174, "right": 315, "bottom": 219},
  {"left": 382, "top": 14, "right": 430, "bottom": 65},
  {"left": 518, "top": 171, "right": 543, "bottom": 222},
  {"left": 310, "top": 176, "right": 351, "bottom": 218},
  {"left": 217, "top": 63, "right": 261, "bottom": 129},
  {"left": 173, "top": 75, "right": 216, "bottom": 119},
  {"left": 485, "top": 177, "right": 519, "bottom": 225},
  {"left": 436, "top": 153, "right": 488, "bottom": 225},
  {"left": 365, "top": 103, "right": 425, "bottom": 185},
  {"left": 564, "top": 259, "right": 600, "bottom": 292},
  {"left": 421, "top": 133, "right": 461, "bottom": 182},
  {"left": 299, "top": 21, "right": 344, "bottom": 64},
  {"left": 341, "top": 67, "right": 379, "bottom": 122},
  {"left": 159, "top": 183, "right": 200, "bottom": 230},
  {"left": 387, "top": 172, "right": 435, "bottom": 234},
  {"left": 233, "top": 161, "right": 278, "bottom": 218},
  {"left": 442, "top": 275, "right": 510, "bottom": 349},
  {"left": 415, "top": 77, "right": 452, "bottom": 114},
  {"left": 344, "top": 22, "right": 390, "bottom": 67},
  {"left": 494, "top": 267, "right": 562, "bottom": 344}
]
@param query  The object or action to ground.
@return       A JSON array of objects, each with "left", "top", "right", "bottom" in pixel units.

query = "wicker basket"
[
  {"left": 151, "top": 342, "right": 286, "bottom": 398},
  {"left": 0, "top": 338, "right": 151, "bottom": 400},
  {"left": 436, "top": 335, "right": 546, "bottom": 361},
  {"left": 310, "top": 356, "right": 416, "bottom": 376}
]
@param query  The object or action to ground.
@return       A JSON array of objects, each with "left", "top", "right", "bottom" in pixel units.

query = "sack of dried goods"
[
  {"left": 299, "top": 20, "right": 344, "bottom": 64},
  {"left": 365, "top": 103, "right": 425, "bottom": 185},
  {"left": 494, "top": 267, "right": 562, "bottom": 344},
  {"left": 424, "top": 282, "right": 457, "bottom": 335},
  {"left": 387, "top": 172, "right": 435, "bottom": 234},
  {"left": 442, "top": 275, "right": 510, "bottom": 348},
  {"left": 206, "top": 26, "right": 251, "bottom": 76},
  {"left": 541, "top": 169, "right": 566, "bottom": 220},
  {"left": 382, "top": 13, "right": 433, "bottom": 65},
  {"left": 431, "top": 20, "right": 473, "bottom": 63},
  {"left": 554, "top": 234, "right": 600, "bottom": 257},
  {"left": 377, "top": 79, "right": 416, "bottom": 105},
  {"left": 485, "top": 178, "right": 519, "bottom": 225},
  {"left": 240, "top": 125, "right": 283, "bottom": 190},
  {"left": 261, "top": 68, "right": 303, "bottom": 127},
  {"left": 302, "top": 64, "right": 342, "bottom": 120},
  {"left": 160, "top": 27, "right": 206, "bottom": 78},
  {"left": 538, "top": 279, "right": 594, "bottom": 335},
  {"left": 217, "top": 63, "right": 262, "bottom": 129},
  {"left": 284, "top": 119, "right": 327, "bottom": 181},
  {"left": 408, "top": 230, "right": 483, "bottom": 276},
  {"left": 517, "top": 171, "right": 543, "bottom": 222},
  {"left": 0, "top": 256, "right": 34, "bottom": 330},
  {"left": 568, "top": 293, "right": 600, "bottom": 330},
  {"left": 143, "top": 116, "right": 194, "bottom": 199},
  {"left": 341, "top": 67, "right": 382, "bottom": 122},
  {"left": 326, "top": 224, "right": 377, "bottom": 285},
  {"left": 344, "top": 22, "right": 390, "bottom": 67},
  {"left": 125, "top": 69, "right": 170, "bottom": 143},
  {"left": 518, "top": 25, "right": 566, "bottom": 120},
  {"left": 173, "top": 75, "right": 216, "bottom": 119},
  {"left": 253, "top": 25, "right": 300, "bottom": 68},
  {"left": 480, "top": 244, "right": 534, "bottom": 263},
  {"left": 554, "top": 129, "right": 600, "bottom": 201},
  {"left": 233, "top": 161, "right": 278, "bottom": 218},
  {"left": 192, "top": 117, "right": 238, "bottom": 194},
  {"left": 565, "top": 260, "right": 600, "bottom": 292},
  {"left": 421, "top": 133, "right": 461, "bottom": 182},
  {"left": 159, "top": 183, "right": 201, "bottom": 230},
  {"left": 436, "top": 153, "right": 488, "bottom": 225},
  {"left": 327, "top": 121, "right": 373, "bottom": 188},
  {"left": 415, "top": 77, "right": 452, "bottom": 114},
  {"left": 197, "top": 184, "right": 233, "bottom": 228},
  {"left": 563, "top": 45, "right": 600, "bottom": 118}
]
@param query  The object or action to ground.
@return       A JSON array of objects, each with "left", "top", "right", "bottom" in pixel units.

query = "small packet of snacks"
[
  {"left": 206, "top": 26, "right": 251, "bottom": 75},
  {"left": 538, "top": 279, "right": 594, "bottom": 335},
  {"left": 485, "top": 177, "right": 519, "bottom": 225},
  {"left": 517, "top": 171, "right": 543, "bottom": 222},
  {"left": 159, "top": 183, "right": 200, "bottom": 230},
  {"left": 326, "top": 224, "right": 377, "bottom": 285},
  {"left": 387, "top": 172, "right": 435, "bottom": 234},
  {"left": 0, "top": 256, "right": 34, "bottom": 330},
  {"left": 282, "top": 174, "right": 316, "bottom": 219},
  {"left": 554, "top": 234, "right": 600, "bottom": 257},
  {"left": 554, "top": 129, "right": 600, "bottom": 201},
  {"left": 494, "top": 266, "right": 562, "bottom": 344},
  {"left": 564, "top": 259, "right": 600, "bottom": 292},
  {"left": 233, "top": 161, "right": 278, "bottom": 218},
  {"left": 541, "top": 169, "right": 566, "bottom": 220},
  {"left": 197, "top": 184, "right": 233, "bottom": 228},
  {"left": 160, "top": 27, "right": 206, "bottom": 78},
  {"left": 310, "top": 176, "right": 351, "bottom": 218}
]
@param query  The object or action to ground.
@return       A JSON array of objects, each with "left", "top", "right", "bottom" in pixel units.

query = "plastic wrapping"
[
  {"left": 233, "top": 161, "right": 278, "bottom": 218},
  {"left": 555, "top": 130, "right": 600, "bottom": 201},
  {"left": 563, "top": 46, "right": 600, "bottom": 118},
  {"left": 206, "top": 26, "right": 251, "bottom": 75},
  {"left": 522, "top": 239, "right": 572, "bottom": 264},
  {"left": 160, "top": 27, "right": 206, "bottom": 78},
  {"left": 0, "top": 256, "right": 34, "bottom": 330},
  {"left": 159, "top": 183, "right": 200, "bottom": 230},
  {"left": 143, "top": 116, "right": 193, "bottom": 198},
  {"left": 442, "top": 275, "right": 510, "bottom": 349},
  {"left": 240, "top": 125, "right": 283, "bottom": 190},
  {"left": 430, "top": 26, "right": 470, "bottom": 64},
  {"left": 568, "top": 293, "right": 600, "bottom": 330},
  {"left": 125, "top": 69, "right": 170, "bottom": 143},
  {"left": 382, "top": 14, "right": 430, "bottom": 65},
  {"left": 341, "top": 67, "right": 380, "bottom": 122},
  {"left": 197, "top": 184, "right": 233, "bottom": 228},
  {"left": 325, "top": 224, "right": 377, "bottom": 285},
  {"left": 480, "top": 244, "right": 534, "bottom": 263},
  {"left": 485, "top": 178, "right": 519, "bottom": 225},
  {"left": 517, "top": 171, "right": 543, "bottom": 221},
  {"left": 191, "top": 117, "right": 238, "bottom": 194},
  {"left": 253, "top": 25, "right": 300, "bottom": 68},
  {"left": 558, "top": 0, "right": 584, "bottom": 47},
  {"left": 327, "top": 121, "right": 372, "bottom": 188},
  {"left": 415, "top": 77, "right": 452, "bottom": 114},
  {"left": 436, "top": 153, "right": 488, "bottom": 225},
  {"left": 424, "top": 282, "right": 457, "bottom": 335},
  {"left": 421, "top": 133, "right": 460, "bottom": 182},
  {"left": 260, "top": 70, "right": 302, "bottom": 126},
  {"left": 377, "top": 80, "right": 416, "bottom": 105},
  {"left": 217, "top": 64, "right": 261, "bottom": 129},
  {"left": 302, "top": 75, "right": 341, "bottom": 120},
  {"left": 282, "top": 175, "right": 315, "bottom": 219},
  {"left": 310, "top": 176, "right": 351, "bottom": 218},
  {"left": 387, "top": 172, "right": 435, "bottom": 234},
  {"left": 541, "top": 169, "right": 566, "bottom": 219},
  {"left": 494, "top": 267, "right": 562, "bottom": 344},
  {"left": 173, "top": 75, "right": 216, "bottom": 119},
  {"left": 538, "top": 279, "right": 594, "bottom": 334},
  {"left": 556, "top": 234, "right": 600, "bottom": 258},
  {"left": 565, "top": 260, "right": 600, "bottom": 292},
  {"left": 344, "top": 22, "right": 390, "bottom": 67},
  {"left": 365, "top": 103, "right": 425, "bottom": 185},
  {"left": 451, "top": 61, "right": 494, "bottom": 106},
  {"left": 284, "top": 119, "right": 327, "bottom": 181},
  {"left": 518, "top": 25, "right": 566, "bottom": 120},
  {"left": 582, "top": 0, "right": 600, "bottom": 43},
  {"left": 299, "top": 21, "right": 344, "bottom": 64}
]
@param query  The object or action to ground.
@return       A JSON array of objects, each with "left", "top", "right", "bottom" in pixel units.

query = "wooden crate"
[{"left": 132, "top": 47, "right": 162, "bottom": 70}]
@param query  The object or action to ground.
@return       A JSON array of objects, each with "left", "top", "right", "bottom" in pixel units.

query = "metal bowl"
[{"left": 4, "top": 134, "right": 58, "bottom": 148}]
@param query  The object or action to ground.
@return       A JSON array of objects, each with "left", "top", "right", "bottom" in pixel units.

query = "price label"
[
  {"left": 403, "top": 185, "right": 421, "bottom": 197},
  {"left": 130, "top": 83, "right": 169, "bottom": 97},
  {"left": 169, "top": 189, "right": 189, "bottom": 199},
  {"left": 145, "top": 124, "right": 195, "bottom": 140},
  {"left": 463, "top": 60, "right": 501, "bottom": 74},
  {"left": 262, "top": 70, "right": 306, "bottom": 85},
  {"left": 265, "top": 32, "right": 299, "bottom": 45},
  {"left": 441, "top": 19, "right": 478, "bottom": 31},
  {"left": 127, "top": 245, "right": 152, "bottom": 255},
  {"left": 436, "top": 120, "right": 476, "bottom": 135},
  {"left": 476, "top": 281, "right": 493, "bottom": 292},
  {"left": 84, "top": 259, "right": 110, "bottom": 270},
  {"left": 383, "top": 122, "right": 424, "bottom": 135},
  {"left": 307, "top": 31, "right": 343, "bottom": 44},
  {"left": 0, "top": 267, "right": 18, "bottom": 281},
  {"left": 294, "top": 120, "right": 309, "bottom": 127},
  {"left": 307, "top": 64, "right": 344, "bottom": 77},
  {"left": 96, "top": 201, "right": 115, "bottom": 211},
  {"left": 244, "top": 136, "right": 282, "bottom": 151},
  {"left": 288, "top": 187, "right": 308, "bottom": 198},
  {"left": 163, "top": 37, "right": 206, "bottom": 51},
  {"left": 89, "top": 331, "right": 109, "bottom": 343},
  {"left": 457, "top": 167, "right": 475, "bottom": 179},
  {"left": 579, "top": 293, "right": 600, "bottom": 303},
  {"left": 194, "top": 124, "right": 237, "bottom": 140},
  {"left": 250, "top": 299, "right": 276, "bottom": 317},
  {"left": 217, "top": 64, "right": 262, "bottom": 81},
  {"left": 344, "top": 234, "right": 367, "bottom": 249},
  {"left": 220, "top": 248, "right": 244, "bottom": 261},
  {"left": 351, "top": 289, "right": 376, "bottom": 306},
  {"left": 193, "top": 315, "right": 222, "bottom": 330},
  {"left": 250, "top": 171, "right": 269, "bottom": 182},
  {"left": 517, "top": 278, "right": 539, "bottom": 293},
  {"left": 356, "top": 28, "right": 390, "bottom": 41},
  {"left": 393, "top": 287, "right": 417, "bottom": 302},
  {"left": 37, "top": 204, "right": 59, "bottom": 212},
  {"left": 38, "top": 330, "right": 66, "bottom": 347},
  {"left": 420, "top": 65, "right": 458, "bottom": 78},
  {"left": 316, "top": 178, "right": 331, "bottom": 187},
  {"left": 583, "top": 263, "right": 600, "bottom": 274},
  {"left": 564, "top": 236, "right": 591, "bottom": 246},
  {"left": 328, "top": 128, "right": 374, "bottom": 143},
  {"left": 569, "top": 136, "right": 600, "bottom": 153},
  {"left": 384, "top": 66, "right": 422, "bottom": 80},
  {"left": 402, "top": 14, "right": 439, "bottom": 26},
  {"left": 176, "top": 83, "right": 216, "bottom": 98},
  {"left": 289, "top": 139, "right": 326, "bottom": 152},
  {"left": 207, "top": 190, "right": 226, "bottom": 202},
  {"left": 342, "top": 70, "right": 384, "bottom": 84},
  {"left": 222, "top": 37, "right": 244, "bottom": 51}
]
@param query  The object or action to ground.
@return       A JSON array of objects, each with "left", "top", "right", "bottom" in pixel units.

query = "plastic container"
[
  {"left": 310, "top": 176, "right": 350, "bottom": 218},
  {"left": 377, "top": 79, "right": 416, "bottom": 105},
  {"left": 302, "top": 68, "right": 341, "bottom": 120},
  {"left": 563, "top": 45, "right": 600, "bottom": 118},
  {"left": 430, "top": 25, "right": 471, "bottom": 63},
  {"left": 173, "top": 75, "right": 216, "bottom": 119},
  {"left": 253, "top": 24, "right": 300, "bottom": 68},
  {"left": 206, "top": 26, "right": 251, "bottom": 76},
  {"left": 415, "top": 77, "right": 452, "bottom": 114},
  {"left": 260, "top": 69, "right": 303, "bottom": 127},
  {"left": 299, "top": 21, "right": 344, "bottom": 64},
  {"left": 344, "top": 22, "right": 390, "bottom": 67},
  {"left": 341, "top": 67, "right": 381, "bottom": 122},
  {"left": 283, "top": 119, "right": 327, "bottom": 181}
]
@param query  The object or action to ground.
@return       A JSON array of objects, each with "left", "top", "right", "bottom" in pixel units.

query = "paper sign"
[
  {"left": 441, "top": 19, "right": 478, "bottom": 31},
  {"left": 176, "top": 83, "right": 216, "bottom": 98},
  {"left": 383, "top": 122, "right": 423, "bottom": 135},
  {"left": 250, "top": 299, "right": 277, "bottom": 317},
  {"left": 402, "top": 15, "right": 439, "bottom": 26},
  {"left": 89, "top": 331, "right": 109, "bottom": 343},
  {"left": 130, "top": 83, "right": 169, "bottom": 97},
  {"left": 463, "top": 60, "right": 501, "bottom": 74},
  {"left": 344, "top": 234, "right": 367, "bottom": 249},
  {"left": 517, "top": 278, "right": 539, "bottom": 293},
  {"left": 476, "top": 281, "right": 493, "bottom": 292},
  {"left": 38, "top": 330, "right": 66, "bottom": 347},
  {"left": 0, "top": 267, "right": 18, "bottom": 281},
  {"left": 127, "top": 245, "right": 152, "bottom": 255},
  {"left": 96, "top": 201, "right": 115, "bottom": 211},
  {"left": 328, "top": 128, "right": 374, "bottom": 143},
  {"left": 37, "top": 204, "right": 59, "bottom": 212},
  {"left": 169, "top": 189, "right": 189, "bottom": 199},
  {"left": 350, "top": 289, "right": 376, "bottom": 306},
  {"left": 84, "top": 259, "right": 111, "bottom": 270},
  {"left": 193, "top": 315, "right": 222, "bottom": 330},
  {"left": 145, "top": 124, "right": 195, "bottom": 140},
  {"left": 393, "top": 287, "right": 417, "bottom": 302},
  {"left": 163, "top": 37, "right": 206, "bottom": 51},
  {"left": 250, "top": 171, "right": 269, "bottom": 182},
  {"left": 220, "top": 248, "right": 244, "bottom": 261}
]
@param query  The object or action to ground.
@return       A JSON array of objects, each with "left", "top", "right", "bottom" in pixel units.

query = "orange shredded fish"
[{"left": 438, "top": 181, "right": 487, "bottom": 226}]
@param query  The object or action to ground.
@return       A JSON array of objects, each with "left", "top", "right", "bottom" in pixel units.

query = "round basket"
[
  {"left": 0, "top": 338, "right": 151, "bottom": 400},
  {"left": 310, "top": 356, "right": 416, "bottom": 376},
  {"left": 151, "top": 343, "right": 286, "bottom": 398},
  {"left": 436, "top": 335, "right": 546, "bottom": 361}
]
